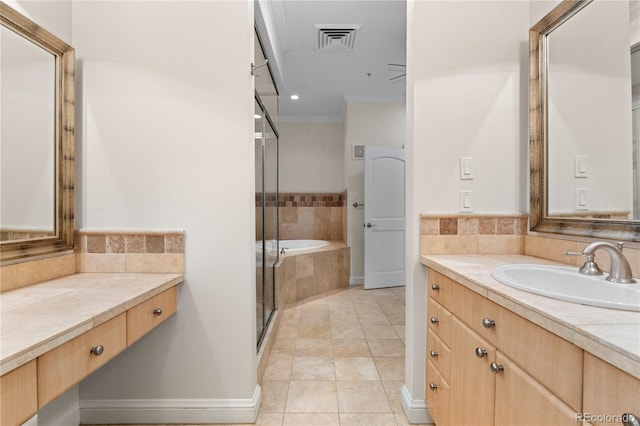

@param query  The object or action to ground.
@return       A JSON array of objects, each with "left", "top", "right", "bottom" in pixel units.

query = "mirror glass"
[
  {"left": 530, "top": 0, "right": 640, "bottom": 240},
  {"left": 1, "top": 25, "right": 56, "bottom": 241},
  {"left": 547, "top": 0, "right": 638, "bottom": 221}
]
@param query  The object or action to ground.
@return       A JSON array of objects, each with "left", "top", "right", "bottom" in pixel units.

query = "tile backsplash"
[
  {"left": 257, "top": 192, "right": 346, "bottom": 242},
  {"left": 0, "top": 230, "right": 185, "bottom": 292},
  {"left": 420, "top": 214, "right": 528, "bottom": 255},
  {"left": 75, "top": 230, "right": 185, "bottom": 273},
  {"left": 420, "top": 213, "right": 640, "bottom": 278}
]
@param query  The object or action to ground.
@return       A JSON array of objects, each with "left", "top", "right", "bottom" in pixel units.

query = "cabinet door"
[
  {"left": 583, "top": 352, "right": 640, "bottom": 426},
  {"left": 450, "top": 316, "right": 496, "bottom": 426},
  {"left": 494, "top": 352, "right": 579, "bottom": 426}
]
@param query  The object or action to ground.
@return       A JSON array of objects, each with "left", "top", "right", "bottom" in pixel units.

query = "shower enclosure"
[{"left": 254, "top": 29, "right": 279, "bottom": 348}]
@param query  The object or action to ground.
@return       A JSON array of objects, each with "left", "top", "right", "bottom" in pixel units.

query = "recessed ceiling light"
[{"left": 290, "top": 94, "right": 300, "bottom": 100}]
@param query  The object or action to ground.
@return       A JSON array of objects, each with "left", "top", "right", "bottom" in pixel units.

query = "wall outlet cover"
[{"left": 353, "top": 145, "right": 365, "bottom": 160}]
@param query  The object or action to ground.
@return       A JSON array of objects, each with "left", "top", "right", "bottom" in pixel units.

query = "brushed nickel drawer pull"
[
  {"left": 431, "top": 284, "right": 440, "bottom": 291},
  {"left": 482, "top": 318, "right": 496, "bottom": 329},
  {"left": 153, "top": 308, "right": 163, "bottom": 316},
  {"left": 430, "top": 317, "right": 439, "bottom": 325},
  {"left": 430, "top": 350, "right": 439, "bottom": 358},
  {"left": 490, "top": 362, "right": 504, "bottom": 374},
  {"left": 90, "top": 345, "right": 104, "bottom": 356},
  {"left": 475, "top": 347, "right": 488, "bottom": 358},
  {"left": 429, "top": 383, "right": 438, "bottom": 391}
]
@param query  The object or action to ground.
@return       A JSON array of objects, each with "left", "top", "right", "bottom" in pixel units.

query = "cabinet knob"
[
  {"left": 475, "top": 347, "right": 488, "bottom": 358},
  {"left": 429, "top": 383, "right": 438, "bottom": 391},
  {"left": 622, "top": 413, "right": 640, "bottom": 426},
  {"left": 490, "top": 362, "right": 504, "bottom": 374},
  {"left": 430, "top": 317, "right": 439, "bottom": 325},
  {"left": 431, "top": 284, "right": 440, "bottom": 291},
  {"left": 429, "top": 350, "right": 439, "bottom": 358},
  {"left": 153, "top": 308, "right": 163, "bottom": 316},
  {"left": 482, "top": 318, "right": 496, "bottom": 329},
  {"left": 90, "top": 345, "right": 104, "bottom": 356}
]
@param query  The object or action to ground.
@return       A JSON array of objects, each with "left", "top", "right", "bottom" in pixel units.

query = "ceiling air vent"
[{"left": 316, "top": 24, "right": 361, "bottom": 51}]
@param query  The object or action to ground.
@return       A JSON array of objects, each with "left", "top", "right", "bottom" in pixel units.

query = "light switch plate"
[
  {"left": 353, "top": 145, "right": 365, "bottom": 160},
  {"left": 460, "top": 190, "right": 473, "bottom": 212},
  {"left": 459, "top": 157, "right": 473, "bottom": 180},
  {"left": 574, "top": 155, "right": 588, "bottom": 178},
  {"left": 575, "top": 188, "right": 589, "bottom": 210}
]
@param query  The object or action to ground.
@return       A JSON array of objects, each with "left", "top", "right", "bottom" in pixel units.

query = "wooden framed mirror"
[
  {"left": 0, "top": 1, "right": 75, "bottom": 263},
  {"left": 530, "top": 0, "right": 640, "bottom": 241}
]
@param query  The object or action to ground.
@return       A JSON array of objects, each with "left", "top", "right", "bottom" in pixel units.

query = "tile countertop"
[
  {"left": 0, "top": 272, "right": 184, "bottom": 376},
  {"left": 420, "top": 254, "right": 640, "bottom": 380}
]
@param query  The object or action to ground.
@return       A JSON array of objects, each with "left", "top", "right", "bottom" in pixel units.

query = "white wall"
[
  {"left": 72, "top": 1, "right": 258, "bottom": 424},
  {"left": 405, "top": 1, "right": 529, "bottom": 422},
  {"left": 343, "top": 101, "right": 406, "bottom": 282},
  {"left": 547, "top": 1, "right": 633, "bottom": 216},
  {"left": 278, "top": 121, "right": 344, "bottom": 192}
]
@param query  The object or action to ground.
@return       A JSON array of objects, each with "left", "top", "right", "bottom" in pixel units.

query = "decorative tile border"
[
  {"left": 257, "top": 192, "right": 346, "bottom": 207},
  {"left": 75, "top": 231, "right": 184, "bottom": 254},
  {"left": 421, "top": 214, "right": 528, "bottom": 236},
  {"left": 420, "top": 214, "right": 528, "bottom": 255},
  {"left": 75, "top": 230, "right": 185, "bottom": 273}
]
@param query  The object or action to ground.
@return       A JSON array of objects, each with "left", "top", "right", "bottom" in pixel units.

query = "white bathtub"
[
  {"left": 278, "top": 239, "right": 330, "bottom": 253},
  {"left": 258, "top": 239, "right": 330, "bottom": 254}
]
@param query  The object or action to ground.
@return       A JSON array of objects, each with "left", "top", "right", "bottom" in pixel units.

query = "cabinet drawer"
[
  {"left": 1, "top": 360, "right": 37, "bottom": 426},
  {"left": 426, "top": 358, "right": 450, "bottom": 426},
  {"left": 583, "top": 352, "right": 640, "bottom": 426},
  {"left": 494, "top": 352, "right": 579, "bottom": 426},
  {"left": 37, "top": 313, "right": 127, "bottom": 408},
  {"left": 127, "top": 286, "right": 177, "bottom": 345},
  {"left": 427, "top": 269, "right": 451, "bottom": 307},
  {"left": 427, "top": 328, "right": 451, "bottom": 383},
  {"left": 428, "top": 297, "right": 452, "bottom": 346},
  {"left": 448, "top": 278, "right": 499, "bottom": 346}
]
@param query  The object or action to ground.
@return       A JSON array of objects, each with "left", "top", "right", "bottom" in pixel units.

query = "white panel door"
[{"left": 364, "top": 146, "right": 405, "bottom": 289}]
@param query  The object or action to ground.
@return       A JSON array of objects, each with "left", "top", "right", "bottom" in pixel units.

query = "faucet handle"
[
  {"left": 615, "top": 241, "right": 625, "bottom": 252},
  {"left": 564, "top": 251, "right": 585, "bottom": 257}
]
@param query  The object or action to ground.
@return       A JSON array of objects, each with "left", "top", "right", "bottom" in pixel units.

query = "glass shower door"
[
  {"left": 255, "top": 98, "right": 278, "bottom": 347},
  {"left": 255, "top": 100, "right": 265, "bottom": 342},
  {"left": 263, "top": 120, "right": 278, "bottom": 334}
]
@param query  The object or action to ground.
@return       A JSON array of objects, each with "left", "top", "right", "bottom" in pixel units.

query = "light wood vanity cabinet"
[
  {"left": 127, "top": 286, "right": 177, "bottom": 344},
  {"left": 1, "top": 285, "right": 179, "bottom": 426},
  {"left": 426, "top": 269, "right": 588, "bottom": 426},
  {"left": 583, "top": 352, "right": 640, "bottom": 426},
  {"left": 0, "top": 360, "right": 37, "bottom": 426},
  {"left": 450, "top": 316, "right": 496, "bottom": 426},
  {"left": 38, "top": 313, "right": 128, "bottom": 408}
]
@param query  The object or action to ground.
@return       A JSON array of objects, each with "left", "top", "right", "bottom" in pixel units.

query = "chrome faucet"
[{"left": 566, "top": 241, "right": 636, "bottom": 284}]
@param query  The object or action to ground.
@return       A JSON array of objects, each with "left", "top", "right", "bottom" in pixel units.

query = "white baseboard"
[
  {"left": 79, "top": 385, "right": 261, "bottom": 425},
  {"left": 349, "top": 276, "right": 364, "bottom": 285},
  {"left": 400, "top": 385, "right": 432, "bottom": 425}
]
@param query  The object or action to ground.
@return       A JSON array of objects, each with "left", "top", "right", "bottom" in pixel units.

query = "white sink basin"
[{"left": 491, "top": 264, "right": 640, "bottom": 312}]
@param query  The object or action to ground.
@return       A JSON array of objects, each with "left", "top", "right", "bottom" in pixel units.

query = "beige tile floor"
[
  {"left": 85, "top": 286, "right": 431, "bottom": 426},
  {"left": 251, "top": 284, "right": 431, "bottom": 426}
]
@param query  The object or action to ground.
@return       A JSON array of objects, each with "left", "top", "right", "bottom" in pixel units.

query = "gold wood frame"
[
  {"left": 0, "top": 2, "right": 75, "bottom": 263},
  {"left": 529, "top": 0, "right": 640, "bottom": 241}
]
